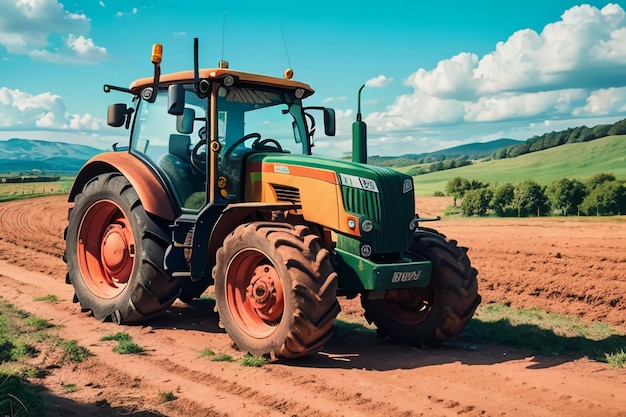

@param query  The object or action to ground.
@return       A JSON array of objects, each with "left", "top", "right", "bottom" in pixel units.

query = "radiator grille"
[
  {"left": 271, "top": 184, "right": 301, "bottom": 204},
  {"left": 342, "top": 187, "right": 381, "bottom": 222}
]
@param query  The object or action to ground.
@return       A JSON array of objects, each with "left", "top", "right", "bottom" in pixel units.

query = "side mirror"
[
  {"left": 168, "top": 84, "right": 186, "bottom": 115},
  {"left": 176, "top": 108, "right": 195, "bottom": 134},
  {"left": 323, "top": 108, "right": 336, "bottom": 136},
  {"left": 107, "top": 103, "right": 127, "bottom": 127}
]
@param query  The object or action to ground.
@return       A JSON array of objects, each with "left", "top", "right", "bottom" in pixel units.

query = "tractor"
[{"left": 64, "top": 39, "right": 480, "bottom": 359}]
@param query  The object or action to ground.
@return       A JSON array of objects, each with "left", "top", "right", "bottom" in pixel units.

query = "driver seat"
[{"left": 158, "top": 134, "right": 203, "bottom": 207}]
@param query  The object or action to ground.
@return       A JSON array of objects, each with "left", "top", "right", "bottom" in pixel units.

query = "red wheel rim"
[
  {"left": 383, "top": 286, "right": 434, "bottom": 326},
  {"left": 226, "top": 249, "right": 285, "bottom": 338},
  {"left": 77, "top": 200, "right": 135, "bottom": 299}
]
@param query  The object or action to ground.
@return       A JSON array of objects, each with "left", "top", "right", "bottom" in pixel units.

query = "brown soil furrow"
[
  {"left": 0, "top": 196, "right": 67, "bottom": 257},
  {"left": 435, "top": 218, "right": 626, "bottom": 329},
  {"left": 1, "top": 195, "right": 626, "bottom": 417}
]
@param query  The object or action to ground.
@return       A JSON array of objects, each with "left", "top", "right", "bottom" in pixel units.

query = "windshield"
[
  {"left": 127, "top": 83, "right": 314, "bottom": 209},
  {"left": 216, "top": 85, "right": 308, "bottom": 155}
]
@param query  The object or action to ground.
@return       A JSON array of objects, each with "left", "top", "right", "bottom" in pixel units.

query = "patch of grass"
[
  {"left": 240, "top": 354, "right": 267, "bottom": 367},
  {"left": 61, "top": 383, "right": 79, "bottom": 393},
  {"left": 100, "top": 332, "right": 132, "bottom": 342},
  {"left": 331, "top": 319, "right": 376, "bottom": 338},
  {"left": 158, "top": 390, "right": 177, "bottom": 403},
  {"left": 198, "top": 348, "right": 215, "bottom": 358},
  {"left": 0, "top": 178, "right": 73, "bottom": 203},
  {"left": 33, "top": 294, "right": 58, "bottom": 304},
  {"left": 198, "top": 348, "right": 234, "bottom": 362},
  {"left": 605, "top": 349, "right": 626, "bottom": 369},
  {"left": 463, "top": 303, "right": 626, "bottom": 362},
  {"left": 23, "top": 315, "right": 52, "bottom": 331},
  {"left": 10, "top": 342, "right": 39, "bottom": 361},
  {"left": 0, "top": 306, "right": 47, "bottom": 364},
  {"left": 211, "top": 353, "right": 234, "bottom": 362},
  {"left": 21, "top": 367, "right": 47, "bottom": 379},
  {"left": 60, "top": 340, "right": 91, "bottom": 363},
  {"left": 0, "top": 372, "right": 47, "bottom": 417},
  {"left": 101, "top": 332, "right": 145, "bottom": 355},
  {"left": 0, "top": 340, "right": 16, "bottom": 363},
  {"left": 114, "top": 341, "right": 145, "bottom": 355}
]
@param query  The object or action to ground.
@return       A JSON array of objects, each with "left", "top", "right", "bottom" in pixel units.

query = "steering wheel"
[
  {"left": 190, "top": 126, "right": 207, "bottom": 173},
  {"left": 222, "top": 132, "right": 261, "bottom": 162},
  {"left": 252, "top": 138, "right": 283, "bottom": 152}
]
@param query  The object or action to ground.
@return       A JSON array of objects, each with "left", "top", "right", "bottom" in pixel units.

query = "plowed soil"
[{"left": 1, "top": 195, "right": 625, "bottom": 417}]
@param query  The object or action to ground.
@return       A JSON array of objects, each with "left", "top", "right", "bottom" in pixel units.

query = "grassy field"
[
  {"left": 0, "top": 178, "right": 74, "bottom": 202},
  {"left": 406, "top": 134, "right": 626, "bottom": 196}
]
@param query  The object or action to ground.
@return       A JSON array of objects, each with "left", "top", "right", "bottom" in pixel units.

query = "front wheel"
[
  {"left": 361, "top": 228, "right": 481, "bottom": 347},
  {"left": 65, "top": 173, "right": 180, "bottom": 323},
  {"left": 213, "top": 222, "right": 340, "bottom": 359}
]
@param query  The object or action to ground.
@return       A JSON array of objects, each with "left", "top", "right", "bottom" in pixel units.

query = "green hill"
[{"left": 410, "top": 134, "right": 626, "bottom": 196}]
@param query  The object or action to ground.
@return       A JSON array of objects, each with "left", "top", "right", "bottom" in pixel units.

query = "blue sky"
[{"left": 1, "top": 0, "right": 626, "bottom": 157}]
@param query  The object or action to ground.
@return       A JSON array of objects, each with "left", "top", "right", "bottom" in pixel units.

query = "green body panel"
[
  {"left": 333, "top": 249, "right": 432, "bottom": 290},
  {"left": 250, "top": 153, "right": 415, "bottom": 254}
]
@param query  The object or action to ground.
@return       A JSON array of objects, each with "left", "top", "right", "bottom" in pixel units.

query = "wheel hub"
[
  {"left": 246, "top": 265, "right": 284, "bottom": 323},
  {"left": 100, "top": 222, "right": 133, "bottom": 283}
]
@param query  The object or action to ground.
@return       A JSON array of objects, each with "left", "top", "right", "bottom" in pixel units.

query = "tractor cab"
[{"left": 108, "top": 60, "right": 335, "bottom": 213}]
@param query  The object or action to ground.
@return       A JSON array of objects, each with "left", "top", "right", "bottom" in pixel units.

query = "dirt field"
[{"left": 0, "top": 195, "right": 625, "bottom": 417}]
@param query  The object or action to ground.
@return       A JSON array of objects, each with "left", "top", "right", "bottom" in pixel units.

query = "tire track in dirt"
[
  {"left": 0, "top": 195, "right": 67, "bottom": 256},
  {"left": 435, "top": 219, "right": 626, "bottom": 329},
  {"left": 0, "top": 195, "right": 69, "bottom": 277}
]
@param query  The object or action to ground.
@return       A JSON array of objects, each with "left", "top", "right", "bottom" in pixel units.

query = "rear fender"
[{"left": 68, "top": 152, "right": 177, "bottom": 221}]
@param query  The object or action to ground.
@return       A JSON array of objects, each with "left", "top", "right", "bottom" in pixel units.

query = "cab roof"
[{"left": 129, "top": 68, "right": 315, "bottom": 98}]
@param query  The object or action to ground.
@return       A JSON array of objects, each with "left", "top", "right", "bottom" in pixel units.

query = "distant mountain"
[
  {"left": 415, "top": 138, "right": 524, "bottom": 159},
  {"left": 0, "top": 138, "right": 103, "bottom": 173},
  {"left": 367, "top": 138, "right": 523, "bottom": 168}
]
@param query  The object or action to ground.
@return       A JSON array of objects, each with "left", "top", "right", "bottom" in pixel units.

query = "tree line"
[
  {"left": 490, "top": 118, "right": 626, "bottom": 160},
  {"left": 444, "top": 173, "right": 626, "bottom": 217},
  {"left": 367, "top": 154, "right": 473, "bottom": 172}
]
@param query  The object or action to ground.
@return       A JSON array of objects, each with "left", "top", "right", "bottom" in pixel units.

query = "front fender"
[{"left": 68, "top": 152, "right": 177, "bottom": 221}]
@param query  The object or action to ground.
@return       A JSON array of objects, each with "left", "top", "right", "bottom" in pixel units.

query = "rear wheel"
[
  {"left": 65, "top": 173, "right": 180, "bottom": 323},
  {"left": 361, "top": 228, "right": 480, "bottom": 347},
  {"left": 214, "top": 222, "right": 340, "bottom": 359}
]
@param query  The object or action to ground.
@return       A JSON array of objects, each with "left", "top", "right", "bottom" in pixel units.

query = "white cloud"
[
  {"left": 406, "top": 52, "right": 478, "bottom": 99},
  {"left": 365, "top": 75, "right": 393, "bottom": 88},
  {"left": 351, "top": 3, "right": 626, "bottom": 155},
  {"left": 323, "top": 96, "right": 347, "bottom": 104},
  {"left": 115, "top": 7, "right": 138, "bottom": 18},
  {"left": 573, "top": 87, "right": 626, "bottom": 115},
  {"left": 0, "top": 0, "right": 107, "bottom": 64},
  {"left": 0, "top": 87, "right": 108, "bottom": 132}
]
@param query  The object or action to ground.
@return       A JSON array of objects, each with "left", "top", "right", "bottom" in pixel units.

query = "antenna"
[
  {"left": 281, "top": 26, "right": 293, "bottom": 77},
  {"left": 280, "top": 27, "right": 292, "bottom": 68},
  {"left": 221, "top": 12, "right": 226, "bottom": 63}
]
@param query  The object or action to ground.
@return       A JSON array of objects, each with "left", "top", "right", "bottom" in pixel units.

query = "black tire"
[
  {"left": 361, "top": 228, "right": 481, "bottom": 347},
  {"left": 65, "top": 173, "right": 180, "bottom": 323},
  {"left": 213, "top": 222, "right": 340, "bottom": 359}
]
